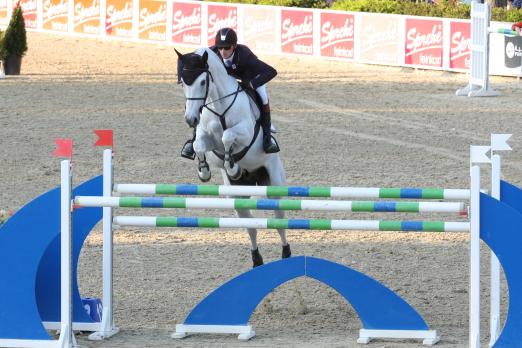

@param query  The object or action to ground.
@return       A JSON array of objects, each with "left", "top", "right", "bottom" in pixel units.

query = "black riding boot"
[
  {"left": 181, "top": 127, "right": 196, "bottom": 160},
  {"left": 260, "top": 103, "right": 280, "bottom": 154}
]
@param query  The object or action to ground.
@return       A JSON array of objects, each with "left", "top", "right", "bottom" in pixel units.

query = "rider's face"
[{"left": 218, "top": 45, "right": 235, "bottom": 59}]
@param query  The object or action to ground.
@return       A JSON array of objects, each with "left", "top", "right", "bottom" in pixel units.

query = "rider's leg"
[
  {"left": 180, "top": 127, "right": 196, "bottom": 159},
  {"left": 256, "top": 85, "right": 280, "bottom": 154}
]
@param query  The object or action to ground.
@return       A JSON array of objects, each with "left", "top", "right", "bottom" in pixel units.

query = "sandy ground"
[{"left": 1, "top": 32, "right": 522, "bottom": 347}]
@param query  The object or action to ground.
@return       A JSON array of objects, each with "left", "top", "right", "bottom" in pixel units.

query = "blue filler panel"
[
  {"left": 183, "top": 255, "right": 429, "bottom": 331},
  {"left": 0, "top": 176, "right": 102, "bottom": 340},
  {"left": 481, "top": 181, "right": 522, "bottom": 348}
]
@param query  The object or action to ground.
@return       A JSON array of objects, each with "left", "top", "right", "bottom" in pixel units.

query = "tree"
[{"left": 0, "top": 5, "right": 28, "bottom": 61}]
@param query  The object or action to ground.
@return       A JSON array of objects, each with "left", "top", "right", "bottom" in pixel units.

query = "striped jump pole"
[
  {"left": 75, "top": 196, "right": 467, "bottom": 213},
  {"left": 114, "top": 184, "right": 471, "bottom": 200},
  {"left": 489, "top": 28, "right": 519, "bottom": 36},
  {"left": 113, "top": 216, "right": 470, "bottom": 232}
]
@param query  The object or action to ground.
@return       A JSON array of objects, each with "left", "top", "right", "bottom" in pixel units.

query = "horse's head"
[{"left": 176, "top": 48, "right": 211, "bottom": 128}]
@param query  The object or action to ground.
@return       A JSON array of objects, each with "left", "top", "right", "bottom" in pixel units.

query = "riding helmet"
[{"left": 215, "top": 28, "right": 238, "bottom": 48}]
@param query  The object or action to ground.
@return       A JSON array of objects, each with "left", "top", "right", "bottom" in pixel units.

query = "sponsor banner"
[
  {"left": 106, "top": 0, "right": 133, "bottom": 37},
  {"left": 281, "top": 9, "right": 313, "bottom": 55},
  {"left": 172, "top": 2, "right": 201, "bottom": 45},
  {"left": 0, "top": 0, "right": 6, "bottom": 26},
  {"left": 320, "top": 12, "right": 354, "bottom": 59},
  {"left": 449, "top": 21, "right": 470, "bottom": 70},
  {"left": 42, "top": 0, "right": 69, "bottom": 32},
  {"left": 242, "top": 6, "right": 275, "bottom": 52},
  {"left": 207, "top": 4, "right": 237, "bottom": 46},
  {"left": 503, "top": 35, "right": 522, "bottom": 69},
  {"left": 405, "top": 18, "right": 443, "bottom": 68},
  {"left": 19, "top": 0, "right": 38, "bottom": 29},
  {"left": 74, "top": 0, "right": 101, "bottom": 34},
  {"left": 359, "top": 14, "right": 400, "bottom": 65},
  {"left": 138, "top": 0, "right": 167, "bottom": 41}
]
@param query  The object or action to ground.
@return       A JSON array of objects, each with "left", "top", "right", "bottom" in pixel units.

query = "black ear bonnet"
[{"left": 180, "top": 53, "right": 208, "bottom": 85}]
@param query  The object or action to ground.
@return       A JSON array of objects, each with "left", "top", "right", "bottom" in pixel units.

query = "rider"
[{"left": 180, "top": 27, "right": 280, "bottom": 159}]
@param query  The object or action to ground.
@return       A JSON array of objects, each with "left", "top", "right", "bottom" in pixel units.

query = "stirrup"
[
  {"left": 263, "top": 135, "right": 280, "bottom": 154},
  {"left": 181, "top": 140, "right": 196, "bottom": 160}
]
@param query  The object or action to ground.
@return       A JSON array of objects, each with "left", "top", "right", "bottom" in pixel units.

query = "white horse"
[{"left": 176, "top": 47, "right": 291, "bottom": 267}]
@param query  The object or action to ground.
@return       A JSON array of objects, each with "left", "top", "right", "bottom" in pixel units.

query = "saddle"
[{"left": 239, "top": 81, "right": 262, "bottom": 119}]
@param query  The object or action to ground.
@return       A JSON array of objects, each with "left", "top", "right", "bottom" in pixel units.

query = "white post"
[
  {"left": 58, "top": 160, "right": 76, "bottom": 348},
  {"left": 470, "top": 163, "right": 481, "bottom": 348},
  {"left": 488, "top": 133, "right": 511, "bottom": 346},
  {"left": 89, "top": 149, "right": 119, "bottom": 340},
  {"left": 489, "top": 154, "right": 500, "bottom": 346}
]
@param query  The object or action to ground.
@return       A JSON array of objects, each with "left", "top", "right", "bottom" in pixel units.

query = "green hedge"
[{"left": 212, "top": 0, "right": 522, "bottom": 22}]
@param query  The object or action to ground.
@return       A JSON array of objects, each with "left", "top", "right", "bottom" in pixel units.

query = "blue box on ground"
[{"left": 81, "top": 297, "right": 103, "bottom": 322}]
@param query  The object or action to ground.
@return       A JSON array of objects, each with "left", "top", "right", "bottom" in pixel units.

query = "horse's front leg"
[
  {"left": 193, "top": 131, "right": 213, "bottom": 182},
  {"left": 221, "top": 128, "right": 242, "bottom": 180}
]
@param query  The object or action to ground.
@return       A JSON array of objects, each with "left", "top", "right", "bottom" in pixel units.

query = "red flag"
[
  {"left": 94, "top": 129, "right": 113, "bottom": 147},
  {"left": 53, "top": 138, "right": 73, "bottom": 159}
]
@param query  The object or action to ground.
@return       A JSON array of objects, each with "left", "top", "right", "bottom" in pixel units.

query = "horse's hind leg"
[
  {"left": 264, "top": 157, "right": 291, "bottom": 259},
  {"left": 236, "top": 208, "right": 264, "bottom": 268},
  {"left": 221, "top": 169, "right": 263, "bottom": 267}
]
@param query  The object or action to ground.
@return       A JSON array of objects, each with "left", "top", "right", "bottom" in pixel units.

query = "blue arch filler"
[
  {"left": 184, "top": 256, "right": 429, "bottom": 331},
  {"left": 0, "top": 176, "right": 102, "bottom": 340}
]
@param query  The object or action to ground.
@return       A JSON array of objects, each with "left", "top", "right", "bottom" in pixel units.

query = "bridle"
[{"left": 183, "top": 66, "right": 243, "bottom": 131}]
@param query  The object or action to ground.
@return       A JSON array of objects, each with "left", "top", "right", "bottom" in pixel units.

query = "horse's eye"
[{"left": 200, "top": 80, "right": 206, "bottom": 86}]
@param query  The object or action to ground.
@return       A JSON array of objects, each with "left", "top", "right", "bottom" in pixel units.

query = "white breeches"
[{"left": 256, "top": 85, "right": 269, "bottom": 105}]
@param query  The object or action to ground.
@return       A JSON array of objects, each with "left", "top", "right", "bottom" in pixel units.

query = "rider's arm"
[{"left": 241, "top": 46, "right": 277, "bottom": 90}]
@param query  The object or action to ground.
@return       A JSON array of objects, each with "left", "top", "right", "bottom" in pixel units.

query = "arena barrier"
[
  {"left": 0, "top": 134, "right": 518, "bottom": 347},
  {"left": 456, "top": 2, "right": 519, "bottom": 97}
]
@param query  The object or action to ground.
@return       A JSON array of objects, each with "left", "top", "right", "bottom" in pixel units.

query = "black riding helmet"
[{"left": 215, "top": 28, "right": 237, "bottom": 48}]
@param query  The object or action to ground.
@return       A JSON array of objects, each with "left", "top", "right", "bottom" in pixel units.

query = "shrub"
[{"left": 0, "top": 6, "right": 28, "bottom": 60}]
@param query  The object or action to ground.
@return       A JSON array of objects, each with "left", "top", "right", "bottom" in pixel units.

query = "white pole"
[
  {"left": 489, "top": 154, "right": 501, "bottom": 346},
  {"left": 58, "top": 160, "right": 75, "bottom": 348},
  {"left": 89, "top": 149, "right": 119, "bottom": 340},
  {"left": 470, "top": 164, "right": 481, "bottom": 348}
]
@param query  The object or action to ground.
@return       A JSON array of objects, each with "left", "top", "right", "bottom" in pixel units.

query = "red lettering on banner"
[
  {"left": 405, "top": 19, "right": 443, "bottom": 67},
  {"left": 320, "top": 12, "right": 354, "bottom": 59},
  {"left": 19, "top": 0, "right": 37, "bottom": 28},
  {"left": 449, "top": 21, "right": 471, "bottom": 70},
  {"left": 281, "top": 10, "right": 313, "bottom": 55},
  {"left": 172, "top": 3, "right": 201, "bottom": 44},
  {"left": 207, "top": 5, "right": 237, "bottom": 46}
]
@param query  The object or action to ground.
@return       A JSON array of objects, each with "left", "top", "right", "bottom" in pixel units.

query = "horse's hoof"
[
  {"left": 227, "top": 165, "right": 242, "bottom": 181},
  {"left": 282, "top": 244, "right": 291, "bottom": 259},
  {"left": 251, "top": 248, "right": 264, "bottom": 268},
  {"left": 198, "top": 170, "right": 211, "bottom": 182}
]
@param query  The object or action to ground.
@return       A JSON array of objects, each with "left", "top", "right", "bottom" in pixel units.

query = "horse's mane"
[{"left": 194, "top": 47, "right": 236, "bottom": 86}]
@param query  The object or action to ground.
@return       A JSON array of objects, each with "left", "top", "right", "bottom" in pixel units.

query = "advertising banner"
[
  {"left": 138, "top": 0, "right": 167, "bottom": 41},
  {"left": 242, "top": 6, "right": 276, "bottom": 52},
  {"left": 73, "top": 0, "right": 100, "bottom": 34},
  {"left": 405, "top": 18, "right": 443, "bottom": 68},
  {"left": 449, "top": 21, "right": 470, "bottom": 70},
  {"left": 489, "top": 24, "right": 522, "bottom": 76},
  {"left": 172, "top": 1, "right": 201, "bottom": 45},
  {"left": 281, "top": 9, "right": 313, "bottom": 55},
  {"left": 42, "top": 0, "right": 69, "bottom": 32},
  {"left": 0, "top": 0, "right": 7, "bottom": 26},
  {"left": 19, "top": 0, "right": 38, "bottom": 29},
  {"left": 207, "top": 4, "right": 237, "bottom": 46},
  {"left": 105, "top": 0, "right": 133, "bottom": 37},
  {"left": 320, "top": 11, "right": 354, "bottom": 59},
  {"left": 359, "top": 14, "right": 400, "bottom": 65}
]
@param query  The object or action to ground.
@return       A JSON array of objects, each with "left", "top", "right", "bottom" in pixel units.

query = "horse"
[{"left": 175, "top": 47, "right": 291, "bottom": 267}]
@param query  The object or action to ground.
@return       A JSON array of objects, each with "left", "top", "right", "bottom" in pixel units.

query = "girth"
[{"left": 212, "top": 120, "right": 262, "bottom": 163}]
